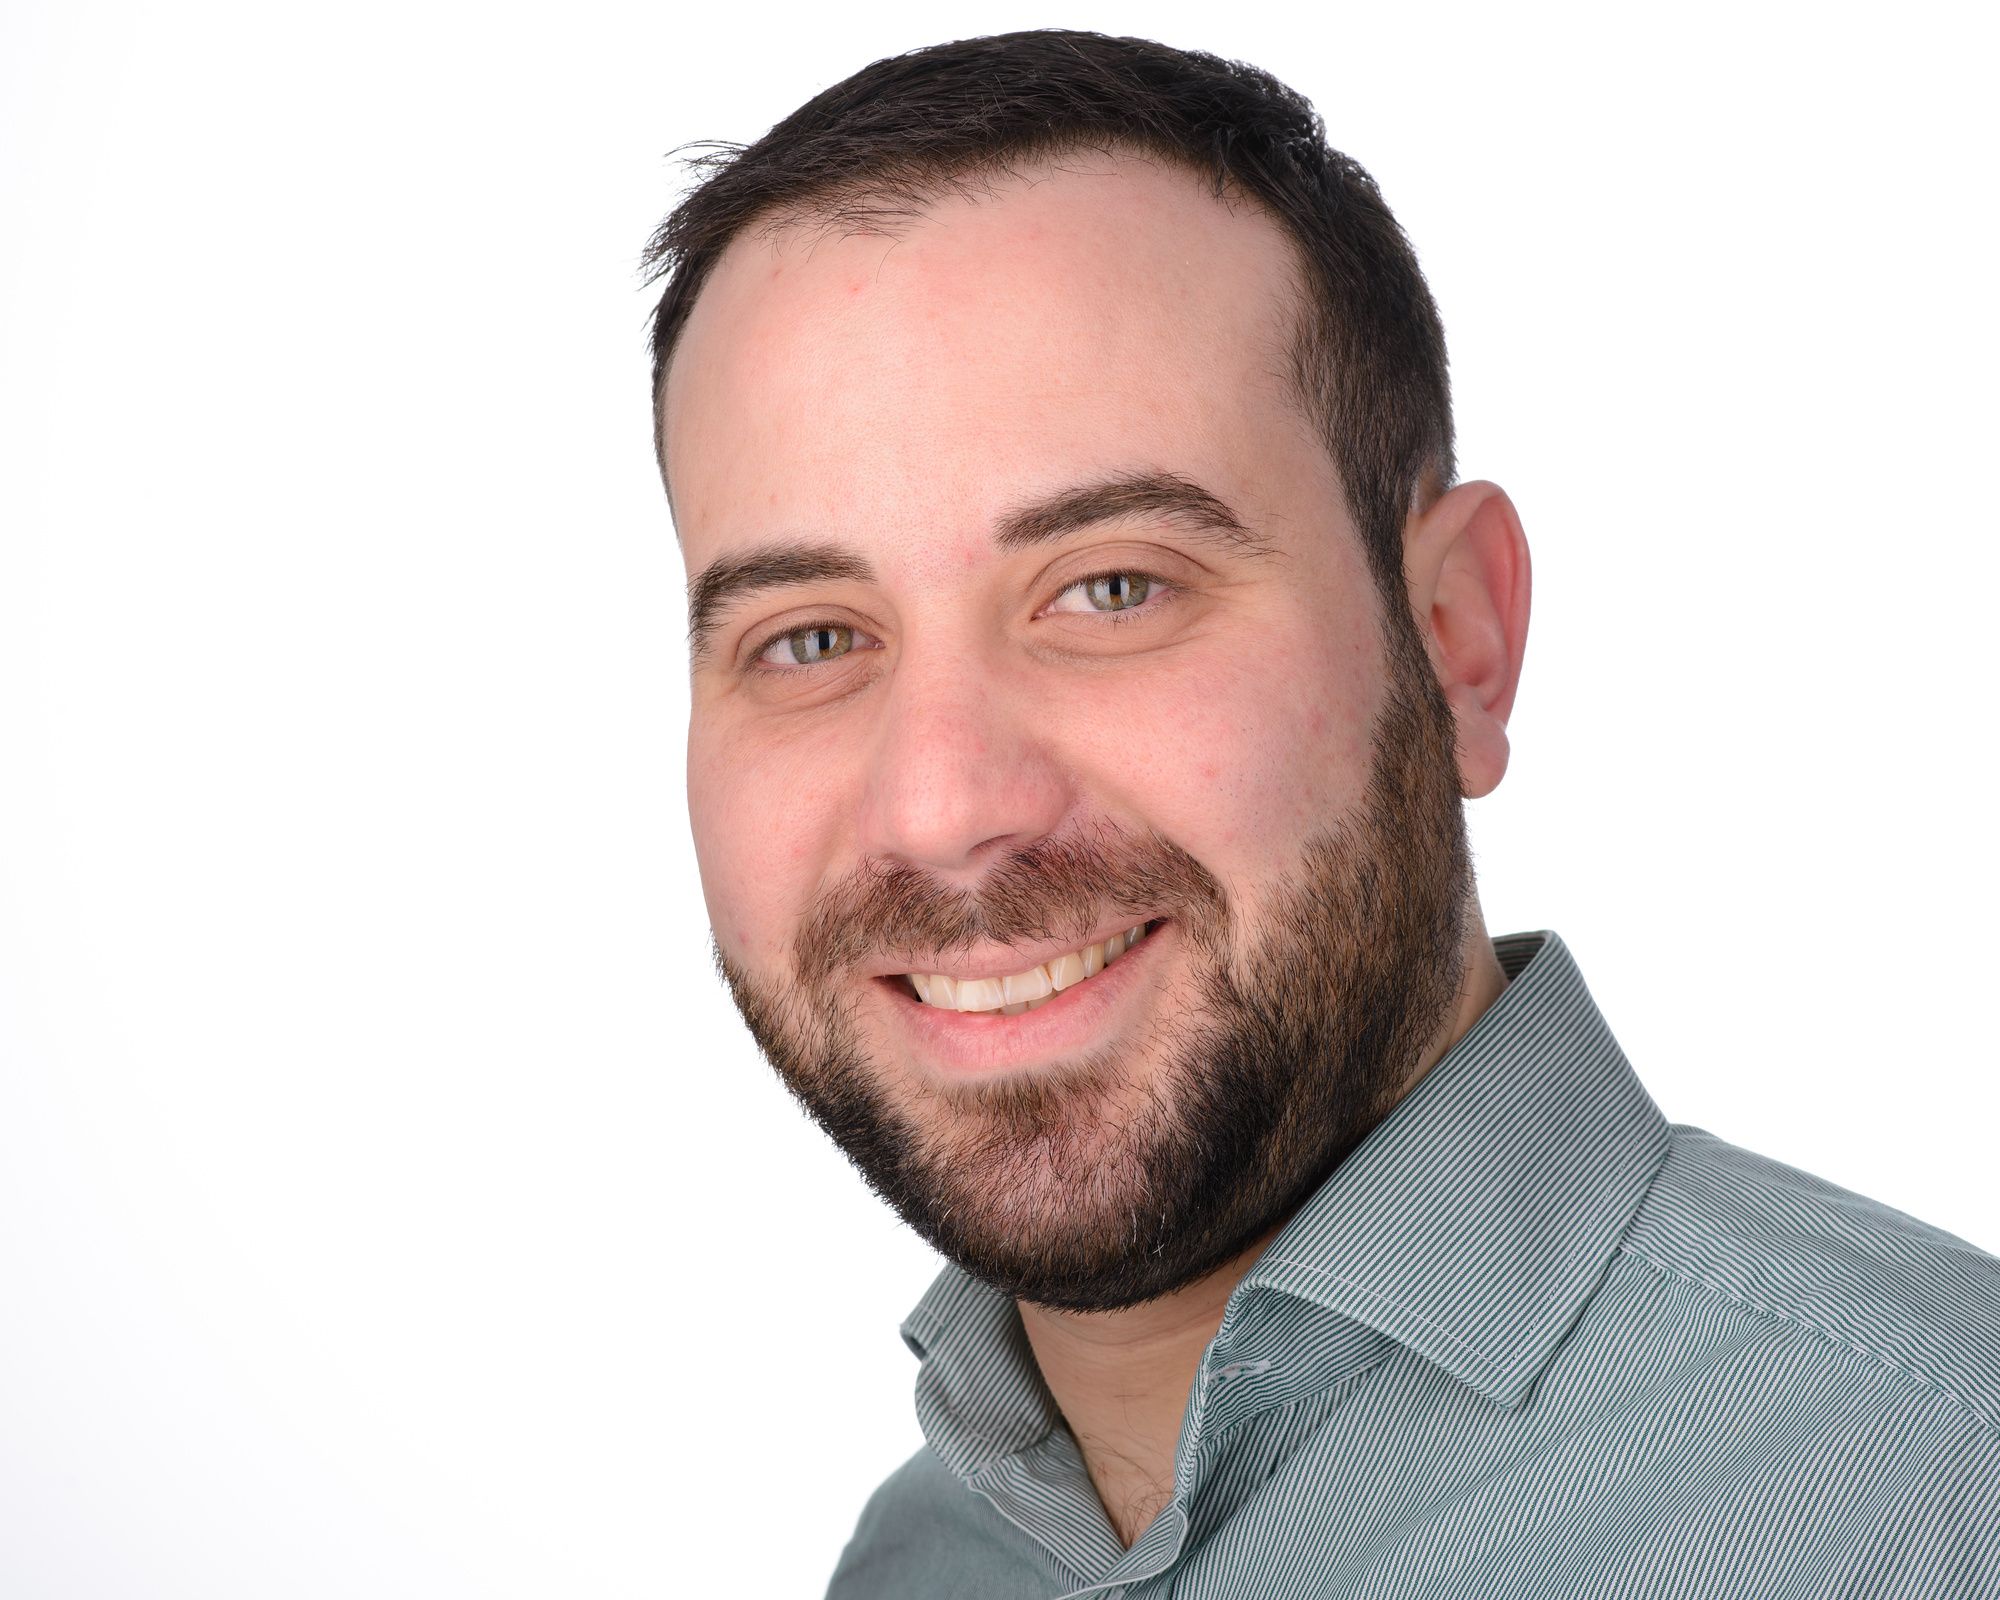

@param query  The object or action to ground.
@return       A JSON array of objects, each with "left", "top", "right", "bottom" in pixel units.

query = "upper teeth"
[{"left": 908, "top": 924, "right": 1150, "bottom": 1014}]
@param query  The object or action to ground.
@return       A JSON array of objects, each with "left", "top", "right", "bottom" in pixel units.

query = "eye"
[
  {"left": 753, "top": 621, "right": 878, "bottom": 671},
  {"left": 1045, "top": 570, "right": 1171, "bottom": 617}
]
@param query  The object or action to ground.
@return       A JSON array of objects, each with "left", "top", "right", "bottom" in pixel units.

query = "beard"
[{"left": 712, "top": 619, "right": 1474, "bottom": 1313}]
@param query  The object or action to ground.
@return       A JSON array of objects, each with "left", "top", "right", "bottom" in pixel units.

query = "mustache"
[{"left": 792, "top": 820, "right": 1229, "bottom": 987}]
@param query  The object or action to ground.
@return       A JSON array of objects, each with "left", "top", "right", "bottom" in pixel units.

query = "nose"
[{"left": 854, "top": 645, "right": 1075, "bottom": 880}]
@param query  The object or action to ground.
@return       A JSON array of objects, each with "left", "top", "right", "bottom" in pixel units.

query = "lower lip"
[{"left": 874, "top": 920, "right": 1173, "bottom": 1077}]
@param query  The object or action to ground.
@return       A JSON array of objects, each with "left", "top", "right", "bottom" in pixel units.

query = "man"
[{"left": 643, "top": 29, "right": 1999, "bottom": 1598}]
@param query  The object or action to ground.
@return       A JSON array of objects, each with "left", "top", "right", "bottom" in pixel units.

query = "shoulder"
[
  {"left": 823, "top": 1444, "right": 1043, "bottom": 1600},
  {"left": 1622, "top": 1123, "right": 2000, "bottom": 1438}
]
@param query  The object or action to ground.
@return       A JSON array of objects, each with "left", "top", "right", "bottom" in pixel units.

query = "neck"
[{"left": 1016, "top": 912, "right": 1510, "bottom": 1548}]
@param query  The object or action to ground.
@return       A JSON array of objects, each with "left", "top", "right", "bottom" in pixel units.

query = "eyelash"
[{"left": 749, "top": 568, "right": 1179, "bottom": 673}]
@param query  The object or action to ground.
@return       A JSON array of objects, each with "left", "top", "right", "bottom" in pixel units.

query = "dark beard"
[{"left": 713, "top": 623, "right": 1473, "bottom": 1312}]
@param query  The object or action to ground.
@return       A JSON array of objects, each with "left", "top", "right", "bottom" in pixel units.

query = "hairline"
[{"left": 649, "top": 139, "right": 1385, "bottom": 527}]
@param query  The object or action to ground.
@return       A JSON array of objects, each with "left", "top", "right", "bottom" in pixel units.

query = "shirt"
[{"left": 824, "top": 930, "right": 2000, "bottom": 1599}]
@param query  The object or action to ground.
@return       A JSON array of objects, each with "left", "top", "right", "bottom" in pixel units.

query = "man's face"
[{"left": 665, "top": 155, "right": 1472, "bottom": 1312}]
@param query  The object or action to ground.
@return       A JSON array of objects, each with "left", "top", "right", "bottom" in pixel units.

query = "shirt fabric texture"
[{"left": 824, "top": 930, "right": 2000, "bottom": 1598}]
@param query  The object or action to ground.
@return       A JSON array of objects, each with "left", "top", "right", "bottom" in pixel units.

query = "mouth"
[
  {"left": 869, "top": 917, "right": 1173, "bottom": 1077},
  {"left": 890, "top": 917, "right": 1167, "bottom": 1014}
]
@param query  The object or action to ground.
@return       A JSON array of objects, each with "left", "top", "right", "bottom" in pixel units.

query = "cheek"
[
  {"left": 687, "top": 718, "right": 844, "bottom": 964},
  {"left": 1061, "top": 631, "right": 1376, "bottom": 859}
]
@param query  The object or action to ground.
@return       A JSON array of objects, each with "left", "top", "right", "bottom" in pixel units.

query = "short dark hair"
[{"left": 640, "top": 28, "right": 1454, "bottom": 604}]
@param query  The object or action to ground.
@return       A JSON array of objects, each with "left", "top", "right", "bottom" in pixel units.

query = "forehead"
[{"left": 661, "top": 153, "right": 1321, "bottom": 564}]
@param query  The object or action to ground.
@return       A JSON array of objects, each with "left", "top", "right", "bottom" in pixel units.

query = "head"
[{"left": 647, "top": 30, "right": 1530, "bottom": 1312}]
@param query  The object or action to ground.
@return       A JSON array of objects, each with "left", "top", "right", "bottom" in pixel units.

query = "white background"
[{"left": 2, "top": 1, "right": 1994, "bottom": 1594}]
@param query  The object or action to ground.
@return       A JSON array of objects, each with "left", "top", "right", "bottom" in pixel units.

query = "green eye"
[
  {"left": 1085, "top": 572, "right": 1151, "bottom": 610},
  {"left": 764, "top": 624, "right": 855, "bottom": 667},
  {"left": 1048, "top": 570, "right": 1166, "bottom": 617}
]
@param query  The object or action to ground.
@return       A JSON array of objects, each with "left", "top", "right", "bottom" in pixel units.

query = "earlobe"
[
  {"left": 1446, "top": 681, "right": 1511, "bottom": 797},
  {"left": 1404, "top": 480, "right": 1532, "bottom": 800}
]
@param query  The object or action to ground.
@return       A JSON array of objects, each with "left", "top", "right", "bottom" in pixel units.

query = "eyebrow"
[
  {"left": 687, "top": 544, "right": 875, "bottom": 667},
  {"left": 685, "top": 469, "right": 1278, "bottom": 667}
]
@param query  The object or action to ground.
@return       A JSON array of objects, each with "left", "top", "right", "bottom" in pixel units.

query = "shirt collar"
[
  {"left": 1231, "top": 928, "right": 1671, "bottom": 1409},
  {"left": 899, "top": 929, "right": 1672, "bottom": 1479}
]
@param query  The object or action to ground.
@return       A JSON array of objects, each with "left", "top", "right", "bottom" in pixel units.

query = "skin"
[{"left": 663, "top": 151, "right": 1531, "bottom": 1547}]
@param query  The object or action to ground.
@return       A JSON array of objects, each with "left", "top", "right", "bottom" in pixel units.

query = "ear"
[{"left": 1401, "top": 480, "right": 1531, "bottom": 800}]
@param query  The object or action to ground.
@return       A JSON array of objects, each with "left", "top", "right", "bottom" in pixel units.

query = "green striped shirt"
[{"left": 826, "top": 931, "right": 2000, "bottom": 1598}]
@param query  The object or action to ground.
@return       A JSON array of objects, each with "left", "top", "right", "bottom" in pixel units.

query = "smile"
[{"left": 904, "top": 920, "right": 1160, "bottom": 1014}]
